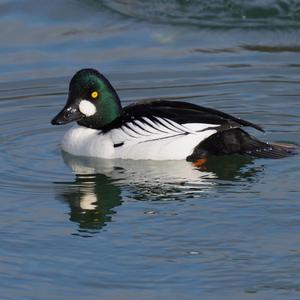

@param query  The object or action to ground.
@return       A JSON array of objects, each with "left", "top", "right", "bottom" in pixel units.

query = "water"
[{"left": 0, "top": 0, "right": 300, "bottom": 299}]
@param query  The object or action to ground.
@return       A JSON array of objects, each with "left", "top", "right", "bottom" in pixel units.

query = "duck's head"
[{"left": 51, "top": 69, "right": 122, "bottom": 129}]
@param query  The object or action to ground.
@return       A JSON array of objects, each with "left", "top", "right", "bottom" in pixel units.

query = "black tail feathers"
[
  {"left": 244, "top": 141, "right": 298, "bottom": 159},
  {"left": 188, "top": 129, "right": 298, "bottom": 161}
]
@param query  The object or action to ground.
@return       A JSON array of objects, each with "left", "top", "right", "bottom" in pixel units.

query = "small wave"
[{"left": 101, "top": 0, "right": 300, "bottom": 28}]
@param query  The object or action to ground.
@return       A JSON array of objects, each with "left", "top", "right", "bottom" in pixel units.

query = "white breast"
[{"left": 61, "top": 125, "right": 114, "bottom": 158}]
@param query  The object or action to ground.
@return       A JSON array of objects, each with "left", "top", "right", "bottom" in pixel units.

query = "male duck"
[{"left": 51, "top": 68, "right": 296, "bottom": 161}]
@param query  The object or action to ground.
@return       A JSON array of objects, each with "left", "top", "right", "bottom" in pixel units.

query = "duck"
[{"left": 51, "top": 68, "right": 297, "bottom": 162}]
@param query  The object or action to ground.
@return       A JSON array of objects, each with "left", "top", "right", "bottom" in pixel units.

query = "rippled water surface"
[{"left": 1, "top": 1, "right": 300, "bottom": 299}]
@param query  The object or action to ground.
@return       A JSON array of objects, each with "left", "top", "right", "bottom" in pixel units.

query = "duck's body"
[
  {"left": 52, "top": 69, "right": 297, "bottom": 161},
  {"left": 61, "top": 101, "right": 220, "bottom": 160},
  {"left": 62, "top": 124, "right": 215, "bottom": 160}
]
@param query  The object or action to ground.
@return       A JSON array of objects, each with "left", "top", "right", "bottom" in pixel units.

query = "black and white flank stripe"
[{"left": 99, "top": 100, "right": 264, "bottom": 160}]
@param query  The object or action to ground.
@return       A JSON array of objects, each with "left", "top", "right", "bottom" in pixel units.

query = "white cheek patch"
[{"left": 79, "top": 100, "right": 96, "bottom": 117}]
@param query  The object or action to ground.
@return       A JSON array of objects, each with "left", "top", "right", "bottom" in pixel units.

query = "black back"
[{"left": 101, "top": 100, "right": 264, "bottom": 133}]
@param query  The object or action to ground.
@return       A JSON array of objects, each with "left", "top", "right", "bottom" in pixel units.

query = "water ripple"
[{"left": 101, "top": 0, "right": 300, "bottom": 28}]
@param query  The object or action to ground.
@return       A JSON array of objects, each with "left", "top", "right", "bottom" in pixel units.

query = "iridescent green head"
[{"left": 51, "top": 69, "right": 122, "bottom": 129}]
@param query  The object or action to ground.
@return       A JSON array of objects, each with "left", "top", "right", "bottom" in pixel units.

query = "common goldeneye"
[{"left": 51, "top": 68, "right": 296, "bottom": 161}]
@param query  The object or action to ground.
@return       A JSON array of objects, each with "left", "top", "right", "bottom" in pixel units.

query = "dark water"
[{"left": 1, "top": 1, "right": 300, "bottom": 299}]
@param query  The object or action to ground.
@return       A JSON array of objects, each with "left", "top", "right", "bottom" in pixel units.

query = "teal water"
[{"left": 0, "top": 1, "right": 300, "bottom": 299}]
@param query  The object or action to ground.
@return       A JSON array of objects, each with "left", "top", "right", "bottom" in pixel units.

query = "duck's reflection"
[
  {"left": 55, "top": 152, "right": 261, "bottom": 236},
  {"left": 59, "top": 173, "right": 122, "bottom": 236}
]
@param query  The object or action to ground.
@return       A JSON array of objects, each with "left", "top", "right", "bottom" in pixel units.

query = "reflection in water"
[
  {"left": 58, "top": 173, "right": 122, "bottom": 236},
  {"left": 54, "top": 152, "right": 262, "bottom": 236}
]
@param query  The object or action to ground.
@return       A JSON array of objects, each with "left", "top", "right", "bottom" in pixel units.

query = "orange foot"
[{"left": 193, "top": 158, "right": 207, "bottom": 168}]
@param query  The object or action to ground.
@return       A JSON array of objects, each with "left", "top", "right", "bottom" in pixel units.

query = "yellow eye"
[{"left": 91, "top": 91, "right": 99, "bottom": 99}]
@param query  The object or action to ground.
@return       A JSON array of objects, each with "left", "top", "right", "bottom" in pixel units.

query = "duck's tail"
[
  {"left": 243, "top": 141, "right": 298, "bottom": 159},
  {"left": 188, "top": 129, "right": 298, "bottom": 160}
]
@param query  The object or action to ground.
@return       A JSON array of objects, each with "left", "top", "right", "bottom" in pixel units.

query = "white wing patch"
[{"left": 109, "top": 116, "right": 219, "bottom": 160}]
